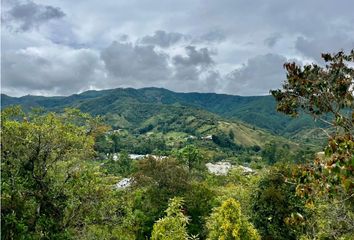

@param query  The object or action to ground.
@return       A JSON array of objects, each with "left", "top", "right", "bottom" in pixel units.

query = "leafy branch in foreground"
[
  {"left": 271, "top": 50, "right": 354, "bottom": 196},
  {"left": 271, "top": 50, "right": 353, "bottom": 133}
]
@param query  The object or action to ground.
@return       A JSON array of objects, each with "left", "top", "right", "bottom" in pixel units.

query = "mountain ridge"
[{"left": 1, "top": 87, "right": 323, "bottom": 139}]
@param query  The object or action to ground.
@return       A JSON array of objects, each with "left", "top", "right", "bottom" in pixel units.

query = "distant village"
[{"left": 112, "top": 154, "right": 255, "bottom": 190}]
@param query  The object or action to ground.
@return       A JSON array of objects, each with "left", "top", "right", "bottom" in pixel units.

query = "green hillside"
[
  {"left": 1, "top": 88, "right": 320, "bottom": 165},
  {"left": 1, "top": 87, "right": 325, "bottom": 138}
]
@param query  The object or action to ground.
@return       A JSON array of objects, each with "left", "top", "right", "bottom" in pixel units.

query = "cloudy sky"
[{"left": 2, "top": 0, "right": 354, "bottom": 96}]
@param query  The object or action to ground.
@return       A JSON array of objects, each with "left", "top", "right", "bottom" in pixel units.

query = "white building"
[
  {"left": 114, "top": 178, "right": 132, "bottom": 189},
  {"left": 206, "top": 162, "right": 232, "bottom": 175}
]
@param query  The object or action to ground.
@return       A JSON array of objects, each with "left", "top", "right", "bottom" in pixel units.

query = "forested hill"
[{"left": 1, "top": 87, "right": 322, "bottom": 137}]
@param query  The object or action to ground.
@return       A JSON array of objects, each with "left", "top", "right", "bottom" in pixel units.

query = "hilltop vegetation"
[
  {"left": 3, "top": 87, "right": 319, "bottom": 166},
  {"left": 1, "top": 87, "right": 326, "bottom": 139}
]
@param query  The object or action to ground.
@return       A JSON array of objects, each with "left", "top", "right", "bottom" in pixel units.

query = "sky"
[{"left": 1, "top": 0, "right": 354, "bottom": 97}]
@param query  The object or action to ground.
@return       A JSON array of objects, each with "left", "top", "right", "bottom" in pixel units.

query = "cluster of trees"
[
  {"left": 1, "top": 107, "right": 124, "bottom": 239},
  {"left": 95, "top": 133, "right": 169, "bottom": 155},
  {"left": 212, "top": 131, "right": 243, "bottom": 151},
  {"left": 2, "top": 105, "right": 351, "bottom": 239},
  {"left": 0, "top": 106, "right": 308, "bottom": 239}
]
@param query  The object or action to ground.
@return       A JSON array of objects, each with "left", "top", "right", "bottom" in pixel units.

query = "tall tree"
[
  {"left": 151, "top": 197, "right": 191, "bottom": 240},
  {"left": 131, "top": 157, "right": 191, "bottom": 238},
  {"left": 251, "top": 166, "right": 307, "bottom": 240},
  {"left": 176, "top": 145, "right": 204, "bottom": 172},
  {"left": 206, "top": 198, "right": 260, "bottom": 240}
]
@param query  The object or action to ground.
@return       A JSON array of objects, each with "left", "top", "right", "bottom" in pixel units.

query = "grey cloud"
[
  {"left": 178, "top": 0, "right": 354, "bottom": 62},
  {"left": 3, "top": 0, "right": 65, "bottom": 31},
  {"left": 173, "top": 46, "right": 214, "bottom": 67},
  {"left": 167, "top": 69, "right": 221, "bottom": 93},
  {"left": 2, "top": 46, "right": 104, "bottom": 96},
  {"left": 224, "top": 53, "right": 287, "bottom": 95},
  {"left": 140, "top": 30, "right": 187, "bottom": 48},
  {"left": 264, "top": 33, "right": 282, "bottom": 48},
  {"left": 191, "top": 0, "right": 354, "bottom": 35},
  {"left": 172, "top": 46, "right": 214, "bottom": 84},
  {"left": 194, "top": 30, "right": 226, "bottom": 44},
  {"left": 140, "top": 29, "right": 225, "bottom": 49},
  {"left": 200, "top": 70, "right": 221, "bottom": 92},
  {"left": 119, "top": 34, "right": 129, "bottom": 42},
  {"left": 173, "top": 64, "right": 199, "bottom": 82},
  {"left": 99, "top": 41, "right": 220, "bottom": 93},
  {"left": 1, "top": 39, "right": 222, "bottom": 96},
  {"left": 295, "top": 35, "right": 354, "bottom": 62},
  {"left": 100, "top": 41, "right": 171, "bottom": 85}
]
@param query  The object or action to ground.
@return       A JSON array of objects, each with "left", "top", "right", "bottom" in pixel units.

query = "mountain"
[{"left": 1, "top": 87, "right": 323, "bottom": 138}]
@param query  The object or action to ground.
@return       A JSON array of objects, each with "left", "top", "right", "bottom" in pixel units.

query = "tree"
[
  {"left": 299, "top": 196, "right": 354, "bottom": 240},
  {"left": 104, "top": 151, "right": 133, "bottom": 176},
  {"left": 261, "top": 142, "right": 277, "bottom": 164},
  {"left": 1, "top": 107, "right": 120, "bottom": 239},
  {"left": 131, "top": 157, "right": 191, "bottom": 238},
  {"left": 206, "top": 198, "right": 260, "bottom": 240},
  {"left": 271, "top": 50, "right": 353, "bottom": 133},
  {"left": 261, "top": 142, "right": 294, "bottom": 165},
  {"left": 229, "top": 130, "right": 235, "bottom": 140},
  {"left": 251, "top": 166, "right": 307, "bottom": 240},
  {"left": 151, "top": 197, "right": 191, "bottom": 240},
  {"left": 270, "top": 50, "right": 354, "bottom": 195},
  {"left": 176, "top": 145, "right": 204, "bottom": 172},
  {"left": 184, "top": 182, "right": 216, "bottom": 238},
  {"left": 212, "top": 132, "right": 241, "bottom": 151}
]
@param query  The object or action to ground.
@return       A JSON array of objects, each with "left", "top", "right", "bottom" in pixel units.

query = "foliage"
[
  {"left": 1, "top": 107, "right": 121, "bottom": 239},
  {"left": 212, "top": 132, "right": 242, "bottom": 151},
  {"left": 133, "top": 157, "right": 190, "bottom": 198},
  {"left": 261, "top": 142, "right": 277, "bottom": 164},
  {"left": 131, "top": 157, "right": 191, "bottom": 238},
  {"left": 184, "top": 182, "right": 217, "bottom": 238},
  {"left": 251, "top": 166, "right": 308, "bottom": 240},
  {"left": 97, "top": 132, "right": 170, "bottom": 155},
  {"left": 271, "top": 50, "right": 354, "bottom": 196},
  {"left": 216, "top": 167, "right": 262, "bottom": 218},
  {"left": 261, "top": 142, "right": 295, "bottom": 165},
  {"left": 2, "top": 87, "right": 324, "bottom": 139},
  {"left": 151, "top": 197, "right": 191, "bottom": 240},
  {"left": 175, "top": 145, "right": 205, "bottom": 172},
  {"left": 206, "top": 198, "right": 260, "bottom": 240},
  {"left": 103, "top": 151, "right": 134, "bottom": 176},
  {"left": 271, "top": 50, "right": 353, "bottom": 133},
  {"left": 3, "top": 59, "right": 348, "bottom": 239},
  {"left": 300, "top": 195, "right": 354, "bottom": 240}
]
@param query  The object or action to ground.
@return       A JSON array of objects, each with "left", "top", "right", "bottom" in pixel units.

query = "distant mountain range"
[{"left": 1, "top": 87, "right": 326, "bottom": 143}]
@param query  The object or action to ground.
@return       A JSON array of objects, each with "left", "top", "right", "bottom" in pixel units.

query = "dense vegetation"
[
  {"left": 1, "top": 85, "right": 326, "bottom": 141},
  {"left": 1, "top": 50, "right": 353, "bottom": 239}
]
